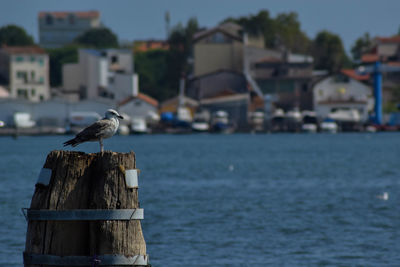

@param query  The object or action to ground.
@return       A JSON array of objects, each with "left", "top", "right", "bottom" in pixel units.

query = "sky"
[{"left": 0, "top": 0, "right": 399, "bottom": 54}]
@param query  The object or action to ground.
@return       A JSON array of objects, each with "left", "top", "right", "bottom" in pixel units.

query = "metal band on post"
[
  {"left": 23, "top": 252, "right": 149, "bottom": 266},
  {"left": 22, "top": 209, "right": 144, "bottom": 221}
]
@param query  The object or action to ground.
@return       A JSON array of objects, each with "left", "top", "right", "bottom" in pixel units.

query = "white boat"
[
  {"left": 301, "top": 111, "right": 318, "bottom": 133},
  {"left": 250, "top": 111, "right": 265, "bottom": 132},
  {"left": 285, "top": 109, "right": 302, "bottom": 132},
  {"left": 192, "top": 110, "right": 210, "bottom": 132},
  {"left": 211, "top": 110, "right": 234, "bottom": 133},
  {"left": 131, "top": 117, "right": 148, "bottom": 134},
  {"left": 320, "top": 118, "right": 338, "bottom": 133},
  {"left": 271, "top": 109, "right": 285, "bottom": 132},
  {"left": 13, "top": 112, "right": 36, "bottom": 128}
]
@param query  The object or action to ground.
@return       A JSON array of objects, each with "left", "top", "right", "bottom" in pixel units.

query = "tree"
[
  {"left": 47, "top": 45, "right": 79, "bottom": 87},
  {"left": 0, "top": 25, "right": 34, "bottom": 46},
  {"left": 273, "top": 12, "right": 311, "bottom": 54},
  {"left": 134, "top": 50, "right": 174, "bottom": 101},
  {"left": 312, "top": 30, "right": 351, "bottom": 72},
  {"left": 351, "top": 33, "right": 371, "bottom": 61},
  {"left": 166, "top": 17, "right": 200, "bottom": 91},
  {"left": 223, "top": 10, "right": 311, "bottom": 54},
  {"left": 74, "top": 27, "right": 118, "bottom": 48}
]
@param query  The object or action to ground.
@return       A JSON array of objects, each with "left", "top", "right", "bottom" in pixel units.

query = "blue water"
[{"left": 1, "top": 133, "right": 400, "bottom": 266}]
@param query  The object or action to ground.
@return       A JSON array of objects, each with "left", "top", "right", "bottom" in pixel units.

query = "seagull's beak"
[{"left": 118, "top": 115, "right": 124, "bottom": 119}]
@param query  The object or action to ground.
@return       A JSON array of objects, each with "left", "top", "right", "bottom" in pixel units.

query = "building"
[
  {"left": 312, "top": 71, "right": 374, "bottom": 122},
  {"left": 0, "top": 46, "right": 50, "bottom": 102},
  {"left": 192, "top": 22, "right": 265, "bottom": 77},
  {"left": 38, "top": 10, "right": 101, "bottom": 48},
  {"left": 62, "top": 48, "right": 138, "bottom": 102},
  {"left": 192, "top": 22, "right": 314, "bottom": 119},
  {"left": 361, "top": 36, "right": 400, "bottom": 64},
  {"left": 133, "top": 40, "right": 169, "bottom": 53},
  {"left": 359, "top": 36, "right": 400, "bottom": 109},
  {"left": 252, "top": 51, "right": 314, "bottom": 111},
  {"left": 118, "top": 93, "right": 159, "bottom": 121}
]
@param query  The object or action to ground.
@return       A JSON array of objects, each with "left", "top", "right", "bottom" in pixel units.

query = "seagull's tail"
[{"left": 63, "top": 138, "right": 80, "bottom": 147}]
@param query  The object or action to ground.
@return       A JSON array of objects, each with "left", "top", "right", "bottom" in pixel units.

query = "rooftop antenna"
[{"left": 165, "top": 11, "right": 170, "bottom": 39}]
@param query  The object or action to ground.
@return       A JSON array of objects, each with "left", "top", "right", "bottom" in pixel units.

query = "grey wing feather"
[{"left": 76, "top": 119, "right": 113, "bottom": 141}]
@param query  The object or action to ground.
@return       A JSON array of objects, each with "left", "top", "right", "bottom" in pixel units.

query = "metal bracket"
[
  {"left": 125, "top": 169, "right": 139, "bottom": 189},
  {"left": 36, "top": 168, "right": 52, "bottom": 186},
  {"left": 24, "top": 209, "right": 144, "bottom": 221},
  {"left": 23, "top": 252, "right": 149, "bottom": 266}
]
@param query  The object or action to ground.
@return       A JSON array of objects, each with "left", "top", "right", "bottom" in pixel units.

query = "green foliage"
[
  {"left": 312, "top": 30, "right": 351, "bottom": 73},
  {"left": 351, "top": 33, "right": 371, "bottom": 61},
  {"left": 166, "top": 17, "right": 199, "bottom": 94},
  {"left": 223, "top": 10, "right": 311, "bottom": 54},
  {"left": 0, "top": 24, "right": 34, "bottom": 46},
  {"left": 47, "top": 45, "right": 79, "bottom": 87},
  {"left": 74, "top": 28, "right": 119, "bottom": 48},
  {"left": 135, "top": 50, "right": 175, "bottom": 101},
  {"left": 134, "top": 17, "right": 200, "bottom": 102}
]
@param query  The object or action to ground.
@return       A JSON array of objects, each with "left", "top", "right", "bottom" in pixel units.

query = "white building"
[
  {"left": 62, "top": 49, "right": 138, "bottom": 102},
  {"left": 39, "top": 10, "right": 101, "bottom": 48},
  {"left": 313, "top": 72, "right": 374, "bottom": 122},
  {"left": 0, "top": 46, "right": 50, "bottom": 102}
]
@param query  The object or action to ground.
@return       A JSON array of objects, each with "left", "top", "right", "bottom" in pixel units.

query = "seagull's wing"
[{"left": 76, "top": 119, "right": 114, "bottom": 141}]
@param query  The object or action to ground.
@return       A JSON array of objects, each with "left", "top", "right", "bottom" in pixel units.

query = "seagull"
[{"left": 63, "top": 109, "right": 124, "bottom": 152}]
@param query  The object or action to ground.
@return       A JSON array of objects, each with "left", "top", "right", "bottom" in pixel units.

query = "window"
[
  {"left": 31, "top": 88, "right": 36, "bottom": 96},
  {"left": 17, "top": 71, "right": 28, "bottom": 83},
  {"left": 38, "top": 58, "right": 44, "bottom": 66},
  {"left": 31, "top": 71, "right": 35, "bottom": 80},
  {"left": 111, "top": 55, "right": 118, "bottom": 64},
  {"left": 30, "top": 56, "right": 35, "bottom": 62},
  {"left": 45, "top": 14, "right": 53, "bottom": 25},
  {"left": 17, "top": 89, "right": 28, "bottom": 99},
  {"left": 39, "top": 76, "right": 44, "bottom": 84},
  {"left": 39, "top": 95, "right": 44, "bottom": 101},
  {"left": 211, "top": 32, "right": 227, "bottom": 43},
  {"left": 15, "top": 56, "right": 24, "bottom": 62},
  {"left": 69, "top": 14, "right": 75, "bottom": 25}
]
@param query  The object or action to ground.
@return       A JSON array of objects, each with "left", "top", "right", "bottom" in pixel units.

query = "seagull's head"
[{"left": 105, "top": 109, "right": 124, "bottom": 120}]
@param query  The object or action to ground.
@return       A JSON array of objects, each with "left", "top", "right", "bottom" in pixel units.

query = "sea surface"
[{"left": 0, "top": 133, "right": 399, "bottom": 266}]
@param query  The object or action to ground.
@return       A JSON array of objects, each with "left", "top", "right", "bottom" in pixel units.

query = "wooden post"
[{"left": 24, "top": 150, "right": 148, "bottom": 266}]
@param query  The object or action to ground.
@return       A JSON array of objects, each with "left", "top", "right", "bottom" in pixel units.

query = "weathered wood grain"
[{"left": 24, "top": 150, "right": 147, "bottom": 267}]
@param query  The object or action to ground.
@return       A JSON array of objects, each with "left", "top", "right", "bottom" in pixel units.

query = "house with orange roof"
[
  {"left": 0, "top": 46, "right": 50, "bottom": 102},
  {"left": 117, "top": 93, "right": 160, "bottom": 129},
  {"left": 38, "top": 10, "right": 101, "bottom": 48},
  {"left": 312, "top": 71, "right": 373, "bottom": 124}
]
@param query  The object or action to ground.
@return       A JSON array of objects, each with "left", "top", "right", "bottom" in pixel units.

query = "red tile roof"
[
  {"left": 375, "top": 36, "right": 400, "bottom": 43},
  {"left": 340, "top": 69, "right": 370, "bottom": 81},
  {"left": 39, "top": 11, "right": 99, "bottom": 19},
  {"left": 118, "top": 93, "right": 159, "bottom": 107},
  {"left": 361, "top": 53, "right": 379, "bottom": 63},
  {"left": 1, "top": 46, "right": 46, "bottom": 54}
]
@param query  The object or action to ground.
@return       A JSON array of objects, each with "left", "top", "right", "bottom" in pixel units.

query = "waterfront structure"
[
  {"left": 38, "top": 10, "right": 101, "bottom": 48},
  {"left": 359, "top": 36, "right": 400, "bottom": 109},
  {"left": 118, "top": 93, "right": 159, "bottom": 123},
  {"left": 361, "top": 36, "right": 400, "bottom": 64},
  {"left": 0, "top": 46, "right": 50, "bottom": 102},
  {"left": 62, "top": 48, "right": 138, "bottom": 102},
  {"left": 193, "top": 22, "right": 264, "bottom": 77},
  {"left": 252, "top": 51, "right": 314, "bottom": 111},
  {"left": 191, "top": 22, "right": 314, "bottom": 128},
  {"left": 312, "top": 72, "right": 374, "bottom": 122},
  {"left": 0, "top": 97, "right": 115, "bottom": 128}
]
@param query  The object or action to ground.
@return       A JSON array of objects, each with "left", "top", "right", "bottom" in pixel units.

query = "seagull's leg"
[{"left": 100, "top": 138, "right": 104, "bottom": 152}]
